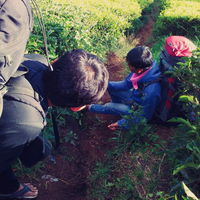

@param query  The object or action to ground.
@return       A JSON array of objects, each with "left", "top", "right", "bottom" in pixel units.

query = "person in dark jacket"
[
  {"left": 86, "top": 46, "right": 161, "bottom": 130},
  {"left": 0, "top": 1, "right": 109, "bottom": 199}
]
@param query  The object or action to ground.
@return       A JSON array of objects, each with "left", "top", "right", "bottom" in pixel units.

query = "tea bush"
[
  {"left": 155, "top": 47, "right": 200, "bottom": 199},
  {"left": 153, "top": 0, "right": 200, "bottom": 38},
  {"left": 27, "top": 0, "right": 149, "bottom": 61},
  {"left": 137, "top": 0, "right": 154, "bottom": 10}
]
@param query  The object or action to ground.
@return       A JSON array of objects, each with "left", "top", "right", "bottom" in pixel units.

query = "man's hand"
[{"left": 108, "top": 122, "right": 118, "bottom": 130}]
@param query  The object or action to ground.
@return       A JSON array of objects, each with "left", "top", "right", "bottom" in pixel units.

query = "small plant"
[
  {"left": 12, "top": 158, "right": 45, "bottom": 181},
  {"left": 116, "top": 103, "right": 152, "bottom": 152},
  {"left": 64, "top": 130, "right": 78, "bottom": 146},
  {"left": 87, "top": 158, "right": 141, "bottom": 200},
  {"left": 156, "top": 191, "right": 174, "bottom": 200}
]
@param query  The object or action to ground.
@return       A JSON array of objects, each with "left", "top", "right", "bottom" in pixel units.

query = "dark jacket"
[{"left": 23, "top": 54, "right": 49, "bottom": 113}]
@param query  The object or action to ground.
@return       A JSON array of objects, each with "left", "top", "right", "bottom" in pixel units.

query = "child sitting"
[{"left": 87, "top": 46, "right": 161, "bottom": 130}]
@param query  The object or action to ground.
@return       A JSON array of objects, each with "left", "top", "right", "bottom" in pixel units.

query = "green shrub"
[
  {"left": 159, "top": 46, "right": 200, "bottom": 199},
  {"left": 137, "top": 0, "right": 154, "bottom": 10},
  {"left": 27, "top": 0, "right": 142, "bottom": 61},
  {"left": 160, "top": 0, "right": 200, "bottom": 8},
  {"left": 153, "top": 1, "right": 200, "bottom": 38}
]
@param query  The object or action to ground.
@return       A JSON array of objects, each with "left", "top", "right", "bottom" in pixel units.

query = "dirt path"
[{"left": 18, "top": 8, "right": 159, "bottom": 200}]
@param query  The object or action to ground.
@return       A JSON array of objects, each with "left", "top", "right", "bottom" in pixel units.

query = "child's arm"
[{"left": 108, "top": 73, "right": 133, "bottom": 91}]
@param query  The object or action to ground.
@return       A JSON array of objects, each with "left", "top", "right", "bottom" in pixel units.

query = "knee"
[{"left": 104, "top": 102, "right": 113, "bottom": 108}]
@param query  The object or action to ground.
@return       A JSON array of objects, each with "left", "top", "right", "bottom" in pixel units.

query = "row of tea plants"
[
  {"left": 27, "top": 0, "right": 154, "bottom": 61},
  {"left": 153, "top": 0, "right": 200, "bottom": 37}
]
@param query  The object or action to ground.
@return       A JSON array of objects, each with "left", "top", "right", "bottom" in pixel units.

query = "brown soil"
[{"left": 18, "top": 6, "right": 172, "bottom": 200}]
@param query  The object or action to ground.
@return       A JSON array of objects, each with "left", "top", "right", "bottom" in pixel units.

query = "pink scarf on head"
[{"left": 130, "top": 67, "right": 152, "bottom": 89}]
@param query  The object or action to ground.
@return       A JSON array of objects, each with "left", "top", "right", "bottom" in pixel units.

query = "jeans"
[{"left": 89, "top": 88, "right": 133, "bottom": 116}]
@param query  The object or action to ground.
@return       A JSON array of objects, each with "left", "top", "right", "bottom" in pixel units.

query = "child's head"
[
  {"left": 126, "top": 46, "right": 153, "bottom": 70},
  {"left": 43, "top": 49, "right": 109, "bottom": 108}
]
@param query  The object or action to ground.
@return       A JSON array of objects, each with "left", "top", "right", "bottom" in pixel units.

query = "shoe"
[{"left": 0, "top": 183, "right": 38, "bottom": 199}]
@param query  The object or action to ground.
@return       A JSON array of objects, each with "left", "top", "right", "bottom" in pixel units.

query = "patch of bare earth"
[{"left": 18, "top": 6, "right": 172, "bottom": 200}]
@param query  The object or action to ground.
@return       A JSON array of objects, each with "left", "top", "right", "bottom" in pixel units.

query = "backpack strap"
[
  {"left": 139, "top": 75, "right": 163, "bottom": 95},
  {"left": 122, "top": 75, "right": 162, "bottom": 107}
]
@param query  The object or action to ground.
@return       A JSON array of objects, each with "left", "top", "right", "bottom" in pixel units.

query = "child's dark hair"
[
  {"left": 43, "top": 49, "right": 109, "bottom": 107},
  {"left": 126, "top": 46, "right": 153, "bottom": 69}
]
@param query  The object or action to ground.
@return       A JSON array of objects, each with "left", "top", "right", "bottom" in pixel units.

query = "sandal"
[{"left": 0, "top": 183, "right": 38, "bottom": 199}]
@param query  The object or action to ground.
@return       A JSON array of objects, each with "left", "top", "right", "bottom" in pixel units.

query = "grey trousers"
[{"left": 0, "top": 97, "right": 43, "bottom": 194}]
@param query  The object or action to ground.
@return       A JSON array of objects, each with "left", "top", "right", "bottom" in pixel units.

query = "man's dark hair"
[
  {"left": 126, "top": 46, "right": 153, "bottom": 70},
  {"left": 43, "top": 49, "right": 109, "bottom": 107}
]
